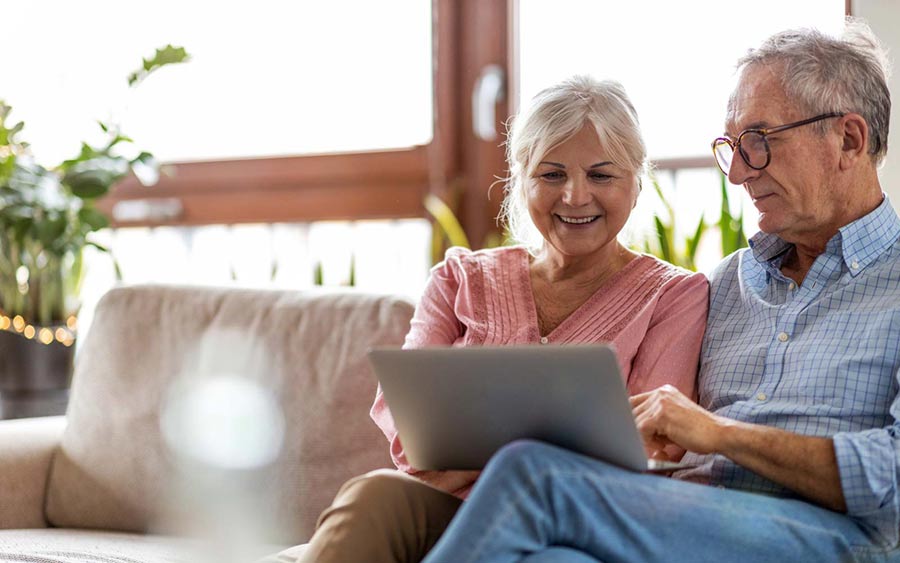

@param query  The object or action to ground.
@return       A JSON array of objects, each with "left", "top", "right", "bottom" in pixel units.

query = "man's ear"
[{"left": 839, "top": 113, "right": 869, "bottom": 170}]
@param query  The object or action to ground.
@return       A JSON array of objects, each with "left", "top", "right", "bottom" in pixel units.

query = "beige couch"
[{"left": 0, "top": 285, "right": 415, "bottom": 562}]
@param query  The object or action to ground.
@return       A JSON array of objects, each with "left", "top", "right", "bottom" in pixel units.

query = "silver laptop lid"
[{"left": 368, "top": 344, "right": 649, "bottom": 472}]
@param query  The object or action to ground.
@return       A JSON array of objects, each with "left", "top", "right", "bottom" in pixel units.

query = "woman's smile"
[{"left": 555, "top": 214, "right": 601, "bottom": 225}]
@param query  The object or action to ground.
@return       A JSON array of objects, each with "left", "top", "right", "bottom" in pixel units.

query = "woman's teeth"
[{"left": 558, "top": 215, "right": 599, "bottom": 224}]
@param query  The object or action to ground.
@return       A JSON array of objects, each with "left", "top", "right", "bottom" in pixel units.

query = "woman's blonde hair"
[{"left": 499, "top": 75, "right": 647, "bottom": 252}]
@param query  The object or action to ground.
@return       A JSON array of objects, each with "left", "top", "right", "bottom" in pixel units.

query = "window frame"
[
  {"left": 100, "top": 0, "right": 852, "bottom": 247},
  {"left": 99, "top": 0, "right": 477, "bottom": 229}
]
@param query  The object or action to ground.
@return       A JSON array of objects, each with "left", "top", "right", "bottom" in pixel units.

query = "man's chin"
[
  {"left": 756, "top": 214, "right": 785, "bottom": 236},
  {"left": 759, "top": 217, "right": 785, "bottom": 236}
]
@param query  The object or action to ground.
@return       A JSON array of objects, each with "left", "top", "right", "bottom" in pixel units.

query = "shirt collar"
[{"left": 748, "top": 194, "right": 900, "bottom": 275}]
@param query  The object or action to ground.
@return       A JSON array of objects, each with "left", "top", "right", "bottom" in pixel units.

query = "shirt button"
[
  {"left": 777, "top": 332, "right": 789, "bottom": 342},
  {"left": 851, "top": 260, "right": 860, "bottom": 270},
  {"left": 540, "top": 336, "right": 549, "bottom": 344},
  {"left": 756, "top": 392, "right": 767, "bottom": 401},
  {"left": 788, "top": 282, "right": 796, "bottom": 291}
]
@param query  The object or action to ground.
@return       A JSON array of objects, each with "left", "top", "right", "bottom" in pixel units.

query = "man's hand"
[
  {"left": 631, "top": 385, "right": 847, "bottom": 512},
  {"left": 630, "top": 384, "right": 729, "bottom": 459}
]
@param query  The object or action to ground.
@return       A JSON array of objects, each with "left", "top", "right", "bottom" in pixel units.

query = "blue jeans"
[{"left": 422, "top": 440, "right": 900, "bottom": 563}]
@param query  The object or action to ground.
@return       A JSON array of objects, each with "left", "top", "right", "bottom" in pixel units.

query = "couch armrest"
[{"left": 0, "top": 416, "right": 66, "bottom": 529}]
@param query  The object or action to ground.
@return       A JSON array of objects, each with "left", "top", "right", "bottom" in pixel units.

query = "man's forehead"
[{"left": 724, "top": 64, "right": 792, "bottom": 133}]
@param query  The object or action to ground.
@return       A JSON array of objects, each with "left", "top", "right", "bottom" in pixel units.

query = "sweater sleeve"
[
  {"left": 626, "top": 271, "right": 709, "bottom": 398},
  {"left": 370, "top": 251, "right": 467, "bottom": 474}
]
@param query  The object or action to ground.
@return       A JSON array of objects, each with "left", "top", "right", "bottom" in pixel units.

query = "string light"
[
  {"left": 0, "top": 310, "right": 77, "bottom": 346},
  {"left": 39, "top": 328, "right": 54, "bottom": 345}
]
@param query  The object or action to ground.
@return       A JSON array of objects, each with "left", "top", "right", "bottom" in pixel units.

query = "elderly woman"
[{"left": 297, "top": 75, "right": 708, "bottom": 563}]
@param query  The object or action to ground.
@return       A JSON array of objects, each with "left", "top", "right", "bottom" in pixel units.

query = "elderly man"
[{"left": 420, "top": 20, "right": 900, "bottom": 563}]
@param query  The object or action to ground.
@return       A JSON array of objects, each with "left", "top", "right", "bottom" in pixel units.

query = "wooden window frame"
[
  {"left": 99, "top": 0, "right": 469, "bottom": 228},
  {"left": 100, "top": 0, "right": 513, "bottom": 250},
  {"left": 99, "top": 148, "right": 430, "bottom": 226},
  {"left": 101, "top": 1, "right": 850, "bottom": 243}
]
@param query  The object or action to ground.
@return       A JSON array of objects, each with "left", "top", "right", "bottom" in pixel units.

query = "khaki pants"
[{"left": 298, "top": 469, "right": 463, "bottom": 563}]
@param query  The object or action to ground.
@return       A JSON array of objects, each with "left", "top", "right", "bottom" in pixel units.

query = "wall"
[{"left": 854, "top": 0, "right": 900, "bottom": 207}]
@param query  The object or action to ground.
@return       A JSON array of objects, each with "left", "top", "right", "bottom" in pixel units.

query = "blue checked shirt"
[{"left": 678, "top": 196, "right": 900, "bottom": 546}]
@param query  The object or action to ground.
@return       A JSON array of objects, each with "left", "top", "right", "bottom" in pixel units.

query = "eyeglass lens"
[{"left": 714, "top": 131, "right": 769, "bottom": 174}]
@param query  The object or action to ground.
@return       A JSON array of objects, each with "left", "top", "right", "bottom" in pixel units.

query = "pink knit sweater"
[{"left": 370, "top": 246, "right": 709, "bottom": 496}]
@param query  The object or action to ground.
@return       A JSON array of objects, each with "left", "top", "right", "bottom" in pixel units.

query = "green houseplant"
[
  {"left": 0, "top": 45, "right": 189, "bottom": 418},
  {"left": 639, "top": 172, "right": 748, "bottom": 272},
  {"left": 641, "top": 174, "right": 707, "bottom": 271}
]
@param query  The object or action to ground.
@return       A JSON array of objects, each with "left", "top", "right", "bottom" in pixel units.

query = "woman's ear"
[{"left": 839, "top": 113, "right": 869, "bottom": 170}]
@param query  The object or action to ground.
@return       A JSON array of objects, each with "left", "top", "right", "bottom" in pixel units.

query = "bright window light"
[
  {"left": 518, "top": 1, "right": 847, "bottom": 160},
  {"left": 2, "top": 1, "right": 433, "bottom": 165}
]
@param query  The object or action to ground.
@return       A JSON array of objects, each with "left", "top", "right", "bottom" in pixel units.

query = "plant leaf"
[
  {"left": 347, "top": 253, "right": 356, "bottom": 287},
  {"left": 128, "top": 44, "right": 191, "bottom": 87},
  {"left": 649, "top": 173, "right": 674, "bottom": 220},
  {"left": 686, "top": 212, "right": 706, "bottom": 267},
  {"left": 78, "top": 207, "right": 109, "bottom": 231},
  {"left": 65, "top": 169, "right": 119, "bottom": 199},
  {"left": 130, "top": 152, "right": 160, "bottom": 186},
  {"left": 718, "top": 173, "right": 748, "bottom": 256},
  {"left": 424, "top": 194, "right": 470, "bottom": 249},
  {"left": 86, "top": 240, "right": 110, "bottom": 253},
  {"left": 653, "top": 215, "right": 672, "bottom": 263},
  {"left": 105, "top": 134, "right": 134, "bottom": 150},
  {"left": 35, "top": 216, "right": 68, "bottom": 247},
  {"left": 312, "top": 261, "right": 324, "bottom": 286}
]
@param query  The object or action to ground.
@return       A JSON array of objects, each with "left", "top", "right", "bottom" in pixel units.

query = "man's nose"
[{"left": 727, "top": 151, "right": 763, "bottom": 185}]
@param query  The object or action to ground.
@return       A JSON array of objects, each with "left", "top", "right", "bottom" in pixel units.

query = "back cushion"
[{"left": 45, "top": 285, "right": 412, "bottom": 544}]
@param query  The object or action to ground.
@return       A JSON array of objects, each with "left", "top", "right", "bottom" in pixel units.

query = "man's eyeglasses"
[{"left": 711, "top": 112, "right": 844, "bottom": 175}]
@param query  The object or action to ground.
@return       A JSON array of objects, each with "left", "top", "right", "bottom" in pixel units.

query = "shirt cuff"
[{"left": 833, "top": 428, "right": 899, "bottom": 545}]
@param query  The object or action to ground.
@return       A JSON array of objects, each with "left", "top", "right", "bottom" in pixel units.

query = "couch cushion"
[
  {"left": 0, "top": 529, "right": 280, "bottom": 563},
  {"left": 45, "top": 285, "right": 412, "bottom": 544},
  {"left": 0, "top": 416, "right": 66, "bottom": 529}
]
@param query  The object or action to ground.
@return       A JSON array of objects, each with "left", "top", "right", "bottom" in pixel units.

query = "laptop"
[{"left": 368, "top": 344, "right": 690, "bottom": 473}]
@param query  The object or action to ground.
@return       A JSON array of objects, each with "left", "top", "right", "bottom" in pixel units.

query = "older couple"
[{"left": 305, "top": 18, "right": 900, "bottom": 563}]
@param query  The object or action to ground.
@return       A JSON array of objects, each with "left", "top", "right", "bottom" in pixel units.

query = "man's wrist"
[{"left": 709, "top": 415, "right": 745, "bottom": 456}]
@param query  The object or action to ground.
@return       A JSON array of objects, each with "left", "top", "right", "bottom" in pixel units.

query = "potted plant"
[
  {"left": 0, "top": 45, "right": 189, "bottom": 419},
  {"left": 639, "top": 173, "right": 748, "bottom": 272}
]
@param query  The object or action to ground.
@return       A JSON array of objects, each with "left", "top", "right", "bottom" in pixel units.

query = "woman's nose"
[{"left": 562, "top": 177, "right": 591, "bottom": 206}]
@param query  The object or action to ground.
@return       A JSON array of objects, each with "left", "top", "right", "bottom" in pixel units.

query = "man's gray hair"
[
  {"left": 500, "top": 75, "right": 647, "bottom": 252},
  {"left": 735, "top": 18, "right": 891, "bottom": 165}
]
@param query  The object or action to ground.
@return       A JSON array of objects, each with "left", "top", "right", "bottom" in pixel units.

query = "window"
[
  {"left": 4, "top": 0, "right": 445, "bottom": 228},
  {"left": 6, "top": 0, "right": 857, "bottom": 305},
  {"left": 517, "top": 0, "right": 847, "bottom": 160},
  {"left": 4, "top": 0, "right": 433, "bottom": 164}
]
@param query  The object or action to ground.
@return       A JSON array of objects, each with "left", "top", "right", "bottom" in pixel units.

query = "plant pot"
[{"left": 0, "top": 329, "right": 74, "bottom": 419}]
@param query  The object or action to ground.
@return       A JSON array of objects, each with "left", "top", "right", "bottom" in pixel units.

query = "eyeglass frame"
[{"left": 711, "top": 112, "right": 846, "bottom": 175}]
